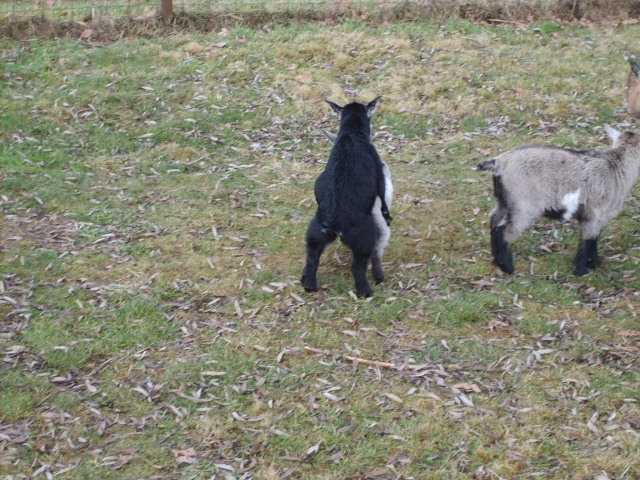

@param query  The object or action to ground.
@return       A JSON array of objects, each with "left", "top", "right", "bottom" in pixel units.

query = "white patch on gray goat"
[
  {"left": 561, "top": 189, "right": 581, "bottom": 220},
  {"left": 371, "top": 197, "right": 390, "bottom": 258}
]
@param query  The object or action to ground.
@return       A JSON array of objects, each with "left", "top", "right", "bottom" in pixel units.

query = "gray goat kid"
[
  {"left": 476, "top": 126, "right": 640, "bottom": 275},
  {"left": 627, "top": 58, "right": 640, "bottom": 118}
]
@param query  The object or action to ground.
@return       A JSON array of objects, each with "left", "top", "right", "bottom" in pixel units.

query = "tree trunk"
[{"left": 161, "top": 0, "right": 173, "bottom": 24}]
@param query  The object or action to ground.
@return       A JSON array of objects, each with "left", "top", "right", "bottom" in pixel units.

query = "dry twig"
[{"left": 304, "top": 346, "right": 459, "bottom": 370}]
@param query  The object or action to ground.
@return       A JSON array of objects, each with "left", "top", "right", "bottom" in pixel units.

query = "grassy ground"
[{"left": 1, "top": 17, "right": 640, "bottom": 480}]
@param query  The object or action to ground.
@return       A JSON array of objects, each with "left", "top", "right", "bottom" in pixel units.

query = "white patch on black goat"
[
  {"left": 302, "top": 98, "right": 392, "bottom": 297},
  {"left": 476, "top": 126, "right": 640, "bottom": 276}
]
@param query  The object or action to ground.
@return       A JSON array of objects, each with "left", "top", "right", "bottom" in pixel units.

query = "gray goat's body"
[{"left": 476, "top": 129, "right": 640, "bottom": 275}]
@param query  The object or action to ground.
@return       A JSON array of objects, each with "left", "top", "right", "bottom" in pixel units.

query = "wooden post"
[{"left": 161, "top": 0, "right": 173, "bottom": 24}]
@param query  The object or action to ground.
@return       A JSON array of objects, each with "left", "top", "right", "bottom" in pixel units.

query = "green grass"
[{"left": 1, "top": 17, "right": 640, "bottom": 480}]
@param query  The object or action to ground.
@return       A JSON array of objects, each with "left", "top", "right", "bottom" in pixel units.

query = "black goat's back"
[{"left": 315, "top": 128, "right": 380, "bottom": 233}]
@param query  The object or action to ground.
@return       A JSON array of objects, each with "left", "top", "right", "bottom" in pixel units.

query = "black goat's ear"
[
  {"left": 631, "top": 58, "right": 640, "bottom": 80},
  {"left": 326, "top": 100, "right": 344, "bottom": 119},
  {"left": 366, "top": 96, "right": 381, "bottom": 118}
]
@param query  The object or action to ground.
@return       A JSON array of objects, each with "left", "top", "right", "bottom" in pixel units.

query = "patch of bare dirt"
[{"left": 1, "top": 213, "right": 81, "bottom": 254}]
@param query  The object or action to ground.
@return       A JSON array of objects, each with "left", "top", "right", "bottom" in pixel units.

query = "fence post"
[{"left": 161, "top": 0, "right": 173, "bottom": 24}]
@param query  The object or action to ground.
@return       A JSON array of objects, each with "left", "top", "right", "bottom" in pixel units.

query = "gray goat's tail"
[{"left": 474, "top": 158, "right": 497, "bottom": 172}]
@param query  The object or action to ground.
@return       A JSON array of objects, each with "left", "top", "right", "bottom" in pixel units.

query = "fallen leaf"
[
  {"left": 85, "top": 379, "right": 98, "bottom": 394},
  {"left": 619, "top": 330, "right": 640, "bottom": 338},
  {"left": 383, "top": 392, "right": 404, "bottom": 403},
  {"left": 172, "top": 448, "right": 196, "bottom": 457},
  {"left": 452, "top": 383, "right": 481, "bottom": 394},
  {"left": 613, "top": 344, "right": 639, "bottom": 352},
  {"left": 303, "top": 443, "right": 320, "bottom": 459},
  {"left": 326, "top": 450, "right": 343, "bottom": 463},
  {"left": 457, "top": 393, "right": 474, "bottom": 407}
]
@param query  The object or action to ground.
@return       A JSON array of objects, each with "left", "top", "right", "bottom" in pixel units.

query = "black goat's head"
[{"left": 325, "top": 96, "right": 380, "bottom": 120}]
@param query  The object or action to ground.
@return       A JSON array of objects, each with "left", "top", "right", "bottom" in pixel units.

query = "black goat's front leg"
[
  {"left": 574, "top": 237, "right": 599, "bottom": 276},
  {"left": 301, "top": 215, "right": 336, "bottom": 292}
]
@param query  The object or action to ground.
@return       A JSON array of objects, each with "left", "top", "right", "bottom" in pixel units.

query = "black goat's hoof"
[
  {"left": 301, "top": 274, "right": 318, "bottom": 293},
  {"left": 356, "top": 288, "right": 373, "bottom": 298}
]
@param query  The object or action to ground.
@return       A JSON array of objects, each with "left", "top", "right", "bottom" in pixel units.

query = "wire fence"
[
  {"left": 1, "top": 0, "right": 639, "bottom": 30},
  {"left": 2, "top": 0, "right": 437, "bottom": 41},
  {"left": 0, "top": 0, "right": 396, "bottom": 21}
]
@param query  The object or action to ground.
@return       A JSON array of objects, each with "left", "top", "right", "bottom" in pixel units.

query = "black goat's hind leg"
[
  {"left": 351, "top": 251, "right": 372, "bottom": 297},
  {"left": 342, "top": 222, "right": 377, "bottom": 297},
  {"left": 302, "top": 215, "right": 336, "bottom": 292}
]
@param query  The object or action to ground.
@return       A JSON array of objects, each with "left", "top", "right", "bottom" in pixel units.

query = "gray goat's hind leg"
[
  {"left": 491, "top": 223, "right": 514, "bottom": 274},
  {"left": 371, "top": 253, "right": 384, "bottom": 285},
  {"left": 489, "top": 176, "right": 514, "bottom": 273},
  {"left": 489, "top": 206, "right": 514, "bottom": 274}
]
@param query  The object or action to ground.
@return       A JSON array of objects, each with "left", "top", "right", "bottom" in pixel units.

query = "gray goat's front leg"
[
  {"left": 490, "top": 215, "right": 514, "bottom": 274},
  {"left": 573, "top": 237, "right": 599, "bottom": 276}
]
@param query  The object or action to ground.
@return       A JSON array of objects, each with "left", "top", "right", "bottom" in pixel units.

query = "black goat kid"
[{"left": 302, "top": 97, "right": 392, "bottom": 297}]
